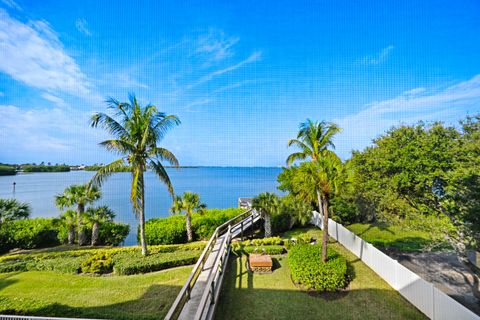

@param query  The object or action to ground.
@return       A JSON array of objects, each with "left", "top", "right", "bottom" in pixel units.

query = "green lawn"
[
  {"left": 216, "top": 227, "right": 427, "bottom": 320},
  {"left": 346, "top": 223, "right": 446, "bottom": 252},
  {"left": 0, "top": 266, "right": 191, "bottom": 320}
]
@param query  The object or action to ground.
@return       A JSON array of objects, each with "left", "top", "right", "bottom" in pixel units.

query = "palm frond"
[
  {"left": 149, "top": 160, "right": 174, "bottom": 197},
  {"left": 152, "top": 115, "right": 181, "bottom": 141},
  {"left": 99, "top": 140, "right": 135, "bottom": 155},
  {"left": 90, "top": 112, "right": 128, "bottom": 138},
  {"left": 286, "top": 152, "right": 307, "bottom": 166},
  {"left": 149, "top": 147, "right": 179, "bottom": 167},
  {"left": 89, "top": 159, "right": 126, "bottom": 188}
]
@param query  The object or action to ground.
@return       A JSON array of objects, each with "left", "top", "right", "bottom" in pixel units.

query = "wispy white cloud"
[
  {"left": 195, "top": 29, "right": 239, "bottom": 63},
  {"left": 41, "top": 92, "right": 67, "bottom": 107},
  {"left": 75, "top": 18, "right": 91, "bottom": 36},
  {"left": 187, "top": 51, "right": 262, "bottom": 90},
  {"left": 0, "top": 9, "right": 93, "bottom": 97},
  {"left": 0, "top": 0, "right": 21, "bottom": 11},
  {"left": 211, "top": 79, "right": 258, "bottom": 94},
  {"left": 335, "top": 75, "right": 480, "bottom": 157},
  {"left": 362, "top": 45, "right": 394, "bottom": 65},
  {"left": 106, "top": 72, "right": 149, "bottom": 89},
  {"left": 0, "top": 91, "right": 4, "bottom": 97},
  {"left": 183, "top": 98, "right": 212, "bottom": 112}
]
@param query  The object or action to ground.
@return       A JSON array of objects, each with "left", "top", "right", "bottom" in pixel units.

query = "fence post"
[{"left": 241, "top": 220, "right": 244, "bottom": 241}]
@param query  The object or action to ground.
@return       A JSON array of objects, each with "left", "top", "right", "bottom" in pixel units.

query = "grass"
[
  {"left": 216, "top": 227, "right": 427, "bottom": 320},
  {"left": 0, "top": 266, "right": 191, "bottom": 320},
  {"left": 346, "top": 223, "right": 446, "bottom": 252}
]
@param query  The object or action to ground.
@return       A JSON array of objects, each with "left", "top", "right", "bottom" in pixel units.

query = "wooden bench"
[{"left": 249, "top": 254, "right": 273, "bottom": 273}]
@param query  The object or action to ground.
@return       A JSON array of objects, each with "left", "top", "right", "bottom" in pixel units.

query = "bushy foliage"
[
  {"left": 21, "top": 164, "right": 70, "bottom": 172},
  {"left": 288, "top": 244, "right": 347, "bottom": 291},
  {"left": 231, "top": 243, "right": 285, "bottom": 255},
  {"left": 0, "top": 242, "right": 206, "bottom": 275},
  {"left": 28, "top": 256, "right": 84, "bottom": 274},
  {"left": 112, "top": 250, "right": 201, "bottom": 275},
  {"left": 57, "top": 221, "right": 129, "bottom": 246},
  {"left": 0, "top": 165, "right": 16, "bottom": 176},
  {"left": 0, "top": 218, "right": 61, "bottom": 253},
  {"left": 98, "top": 222, "right": 130, "bottom": 246},
  {"left": 81, "top": 252, "right": 113, "bottom": 274},
  {"left": 145, "top": 208, "right": 244, "bottom": 245},
  {"left": 240, "top": 237, "right": 283, "bottom": 246}
]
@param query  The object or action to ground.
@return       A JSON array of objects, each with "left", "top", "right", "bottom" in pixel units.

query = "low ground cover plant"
[
  {"left": 0, "top": 242, "right": 206, "bottom": 276},
  {"left": 288, "top": 244, "right": 347, "bottom": 291}
]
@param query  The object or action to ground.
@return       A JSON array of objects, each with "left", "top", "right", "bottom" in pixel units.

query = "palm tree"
[
  {"left": 85, "top": 206, "right": 116, "bottom": 246},
  {"left": 287, "top": 119, "right": 341, "bottom": 165},
  {"left": 170, "top": 192, "right": 206, "bottom": 242},
  {"left": 286, "top": 119, "right": 341, "bottom": 216},
  {"left": 0, "top": 198, "right": 30, "bottom": 227},
  {"left": 294, "top": 158, "right": 345, "bottom": 262},
  {"left": 252, "top": 192, "right": 279, "bottom": 238},
  {"left": 60, "top": 210, "right": 77, "bottom": 245},
  {"left": 90, "top": 95, "right": 180, "bottom": 256},
  {"left": 55, "top": 184, "right": 101, "bottom": 246}
]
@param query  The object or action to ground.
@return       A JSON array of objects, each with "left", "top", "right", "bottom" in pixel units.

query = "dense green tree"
[
  {"left": 0, "top": 198, "right": 30, "bottom": 227},
  {"left": 55, "top": 184, "right": 101, "bottom": 246},
  {"left": 90, "top": 95, "right": 180, "bottom": 255},
  {"left": 60, "top": 210, "right": 77, "bottom": 245},
  {"left": 85, "top": 206, "right": 116, "bottom": 246},
  {"left": 349, "top": 116, "right": 480, "bottom": 300},
  {"left": 252, "top": 192, "right": 280, "bottom": 238},
  {"left": 170, "top": 192, "right": 206, "bottom": 242}
]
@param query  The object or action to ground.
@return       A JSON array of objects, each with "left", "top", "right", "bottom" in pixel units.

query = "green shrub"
[
  {"left": 98, "top": 222, "right": 130, "bottom": 246},
  {"left": 0, "top": 165, "right": 16, "bottom": 176},
  {"left": 145, "top": 208, "right": 244, "bottom": 245},
  {"left": 81, "top": 252, "right": 113, "bottom": 274},
  {"left": 144, "top": 215, "right": 187, "bottom": 245},
  {"left": 239, "top": 245, "right": 285, "bottom": 255},
  {"left": 288, "top": 244, "right": 347, "bottom": 291},
  {"left": 271, "top": 210, "right": 293, "bottom": 234},
  {"left": 241, "top": 236, "right": 283, "bottom": 246},
  {"left": 112, "top": 250, "right": 201, "bottom": 275},
  {"left": 191, "top": 208, "right": 244, "bottom": 239},
  {"left": 0, "top": 218, "right": 61, "bottom": 253},
  {"left": 28, "top": 256, "right": 83, "bottom": 274},
  {"left": 0, "top": 260, "right": 27, "bottom": 273}
]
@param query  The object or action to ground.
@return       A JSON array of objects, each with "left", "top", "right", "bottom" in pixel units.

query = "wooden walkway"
[{"left": 166, "top": 209, "right": 261, "bottom": 320}]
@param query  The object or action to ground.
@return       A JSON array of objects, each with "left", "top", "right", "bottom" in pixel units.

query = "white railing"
[
  {"left": 165, "top": 209, "right": 260, "bottom": 320},
  {"left": 311, "top": 211, "right": 480, "bottom": 320}
]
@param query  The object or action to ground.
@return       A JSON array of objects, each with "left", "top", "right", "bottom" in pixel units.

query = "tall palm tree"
[
  {"left": 90, "top": 95, "right": 180, "bottom": 256},
  {"left": 60, "top": 210, "right": 77, "bottom": 245},
  {"left": 0, "top": 198, "right": 30, "bottom": 227},
  {"left": 286, "top": 119, "right": 341, "bottom": 216},
  {"left": 55, "top": 184, "right": 101, "bottom": 246},
  {"left": 170, "top": 192, "right": 206, "bottom": 242},
  {"left": 252, "top": 192, "right": 279, "bottom": 238},
  {"left": 85, "top": 205, "right": 115, "bottom": 246},
  {"left": 294, "top": 158, "right": 345, "bottom": 262}
]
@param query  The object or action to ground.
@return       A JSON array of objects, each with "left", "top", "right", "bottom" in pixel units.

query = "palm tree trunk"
[
  {"left": 264, "top": 213, "right": 272, "bottom": 238},
  {"left": 316, "top": 190, "right": 324, "bottom": 217},
  {"left": 321, "top": 194, "right": 329, "bottom": 263},
  {"left": 91, "top": 222, "right": 99, "bottom": 246},
  {"left": 68, "top": 226, "right": 75, "bottom": 245},
  {"left": 186, "top": 212, "right": 193, "bottom": 242},
  {"left": 139, "top": 170, "right": 148, "bottom": 256},
  {"left": 77, "top": 204, "right": 86, "bottom": 246}
]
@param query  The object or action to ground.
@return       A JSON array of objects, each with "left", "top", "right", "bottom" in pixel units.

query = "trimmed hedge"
[
  {"left": 0, "top": 242, "right": 206, "bottom": 276},
  {"left": 112, "top": 250, "right": 201, "bottom": 275},
  {"left": 288, "top": 244, "right": 347, "bottom": 291},
  {"left": 231, "top": 243, "right": 285, "bottom": 255},
  {"left": 145, "top": 208, "right": 244, "bottom": 245},
  {"left": 0, "top": 219, "right": 129, "bottom": 254},
  {"left": 81, "top": 252, "right": 113, "bottom": 274},
  {"left": 0, "top": 218, "right": 61, "bottom": 253},
  {"left": 240, "top": 236, "right": 283, "bottom": 246}
]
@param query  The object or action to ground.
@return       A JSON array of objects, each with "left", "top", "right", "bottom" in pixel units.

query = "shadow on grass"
[{"left": 0, "top": 283, "right": 182, "bottom": 320}]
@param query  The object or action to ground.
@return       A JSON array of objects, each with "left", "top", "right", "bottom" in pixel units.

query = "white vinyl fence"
[{"left": 311, "top": 211, "right": 480, "bottom": 320}]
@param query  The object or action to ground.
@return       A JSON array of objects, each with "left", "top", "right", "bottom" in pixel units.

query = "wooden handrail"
[{"left": 164, "top": 209, "right": 254, "bottom": 320}]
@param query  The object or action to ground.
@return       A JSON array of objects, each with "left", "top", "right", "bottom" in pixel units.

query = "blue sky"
[{"left": 0, "top": 0, "right": 479, "bottom": 166}]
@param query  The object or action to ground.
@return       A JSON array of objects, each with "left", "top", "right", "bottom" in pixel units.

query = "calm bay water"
[{"left": 0, "top": 167, "right": 282, "bottom": 245}]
